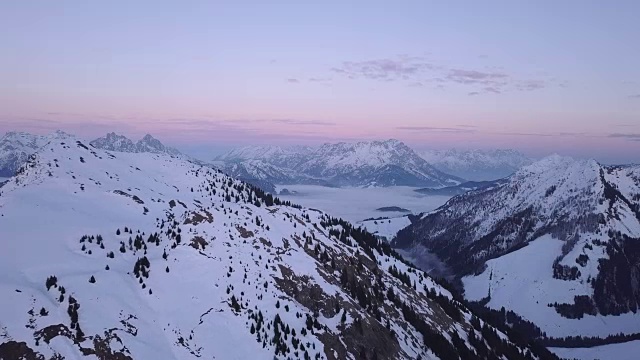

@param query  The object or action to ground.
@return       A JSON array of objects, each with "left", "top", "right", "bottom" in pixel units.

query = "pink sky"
[{"left": 1, "top": 1, "right": 639, "bottom": 163}]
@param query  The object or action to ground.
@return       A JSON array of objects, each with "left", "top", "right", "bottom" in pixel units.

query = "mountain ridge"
[
  {"left": 215, "top": 140, "right": 464, "bottom": 188},
  {"left": 0, "top": 131, "right": 556, "bottom": 360},
  {"left": 394, "top": 154, "right": 640, "bottom": 341}
]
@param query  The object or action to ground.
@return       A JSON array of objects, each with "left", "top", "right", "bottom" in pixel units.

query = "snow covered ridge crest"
[
  {"left": 214, "top": 139, "right": 464, "bottom": 188},
  {"left": 0, "top": 133, "right": 556, "bottom": 359},
  {"left": 394, "top": 154, "right": 640, "bottom": 338}
]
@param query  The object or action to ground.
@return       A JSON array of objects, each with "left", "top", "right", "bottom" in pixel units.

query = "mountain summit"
[
  {"left": 90, "top": 132, "right": 182, "bottom": 156},
  {"left": 215, "top": 139, "right": 463, "bottom": 188}
]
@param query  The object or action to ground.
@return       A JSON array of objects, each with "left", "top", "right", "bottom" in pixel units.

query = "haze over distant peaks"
[{"left": 418, "top": 148, "right": 532, "bottom": 181}]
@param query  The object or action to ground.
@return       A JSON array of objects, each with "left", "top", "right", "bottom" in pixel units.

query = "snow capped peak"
[
  {"left": 216, "top": 139, "right": 462, "bottom": 187},
  {"left": 90, "top": 132, "right": 182, "bottom": 156}
]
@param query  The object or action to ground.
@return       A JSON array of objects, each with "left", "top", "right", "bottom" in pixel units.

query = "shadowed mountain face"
[
  {"left": 215, "top": 139, "right": 464, "bottom": 188},
  {"left": 395, "top": 155, "right": 640, "bottom": 339},
  {"left": 0, "top": 131, "right": 557, "bottom": 360}
]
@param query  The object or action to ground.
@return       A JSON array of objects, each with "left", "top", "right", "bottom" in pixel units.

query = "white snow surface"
[
  {"left": 0, "top": 133, "right": 532, "bottom": 360},
  {"left": 463, "top": 235, "right": 640, "bottom": 338}
]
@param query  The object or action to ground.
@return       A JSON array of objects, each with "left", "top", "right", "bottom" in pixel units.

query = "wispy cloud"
[
  {"left": 629, "top": 94, "right": 640, "bottom": 99},
  {"left": 286, "top": 78, "right": 299, "bottom": 83},
  {"left": 446, "top": 69, "right": 508, "bottom": 85},
  {"left": 308, "top": 77, "right": 332, "bottom": 83},
  {"left": 330, "top": 56, "right": 436, "bottom": 81},
  {"left": 270, "top": 119, "right": 336, "bottom": 126},
  {"left": 494, "top": 131, "right": 588, "bottom": 138},
  {"left": 327, "top": 55, "right": 552, "bottom": 94},
  {"left": 396, "top": 125, "right": 477, "bottom": 133},
  {"left": 609, "top": 133, "right": 640, "bottom": 141}
]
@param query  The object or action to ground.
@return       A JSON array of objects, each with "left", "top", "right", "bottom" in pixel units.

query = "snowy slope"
[
  {"left": 216, "top": 140, "right": 463, "bottom": 188},
  {"left": 418, "top": 149, "right": 531, "bottom": 181},
  {"left": 0, "top": 132, "right": 554, "bottom": 360},
  {"left": 395, "top": 155, "right": 640, "bottom": 342}
]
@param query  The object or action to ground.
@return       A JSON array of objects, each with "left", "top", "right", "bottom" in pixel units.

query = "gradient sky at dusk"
[{"left": 1, "top": 1, "right": 639, "bottom": 163}]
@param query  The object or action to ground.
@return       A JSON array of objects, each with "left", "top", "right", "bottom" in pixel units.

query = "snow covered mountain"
[
  {"left": 215, "top": 140, "right": 463, "bottom": 188},
  {"left": 90, "top": 132, "right": 182, "bottom": 157},
  {"left": 0, "top": 132, "right": 556, "bottom": 360},
  {"left": 394, "top": 155, "right": 640, "bottom": 346},
  {"left": 418, "top": 149, "right": 532, "bottom": 181},
  {"left": 0, "top": 131, "right": 52, "bottom": 177}
]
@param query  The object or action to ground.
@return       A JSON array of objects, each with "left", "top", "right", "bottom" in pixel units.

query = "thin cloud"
[
  {"left": 609, "top": 133, "right": 640, "bottom": 141},
  {"left": 330, "top": 56, "right": 436, "bottom": 81},
  {"left": 496, "top": 132, "right": 587, "bottom": 138},
  {"left": 446, "top": 69, "right": 509, "bottom": 84},
  {"left": 629, "top": 94, "right": 640, "bottom": 99},
  {"left": 270, "top": 119, "right": 336, "bottom": 126},
  {"left": 308, "top": 77, "right": 332, "bottom": 83},
  {"left": 396, "top": 126, "right": 477, "bottom": 133},
  {"left": 327, "top": 55, "right": 552, "bottom": 94},
  {"left": 286, "top": 78, "right": 299, "bottom": 83}
]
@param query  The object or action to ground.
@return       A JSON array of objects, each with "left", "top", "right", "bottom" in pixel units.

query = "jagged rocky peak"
[
  {"left": 90, "top": 132, "right": 182, "bottom": 156},
  {"left": 90, "top": 132, "right": 137, "bottom": 152}
]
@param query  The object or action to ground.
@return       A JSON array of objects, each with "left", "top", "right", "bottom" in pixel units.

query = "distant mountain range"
[
  {"left": 214, "top": 140, "right": 464, "bottom": 188},
  {"left": 2, "top": 132, "right": 533, "bottom": 192},
  {"left": 394, "top": 155, "right": 640, "bottom": 344},
  {"left": 418, "top": 149, "right": 532, "bottom": 181}
]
